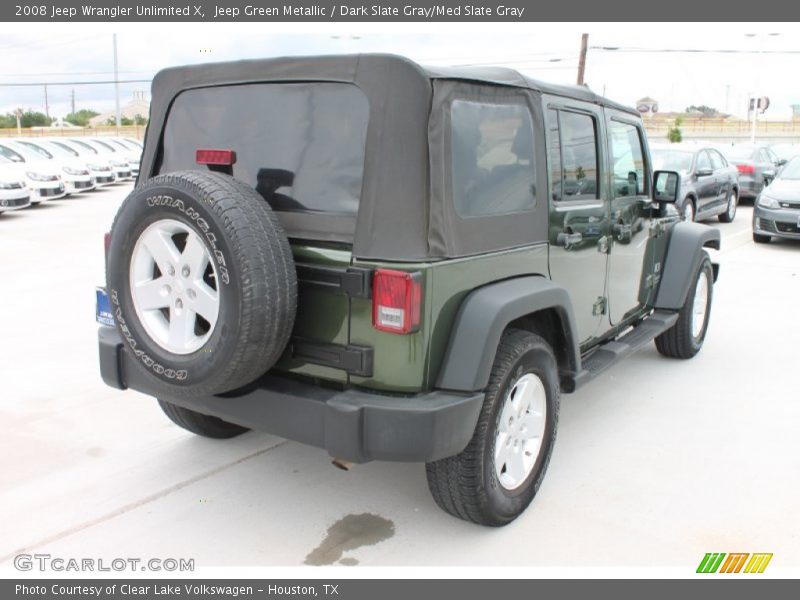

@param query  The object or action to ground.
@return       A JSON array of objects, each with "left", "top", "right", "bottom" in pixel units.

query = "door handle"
[{"left": 556, "top": 232, "right": 583, "bottom": 247}]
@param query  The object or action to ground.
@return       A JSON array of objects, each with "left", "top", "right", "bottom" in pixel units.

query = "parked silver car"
[{"left": 752, "top": 156, "right": 800, "bottom": 244}]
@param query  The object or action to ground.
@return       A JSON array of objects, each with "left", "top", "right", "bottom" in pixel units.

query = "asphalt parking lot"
[{"left": 1, "top": 185, "right": 798, "bottom": 570}]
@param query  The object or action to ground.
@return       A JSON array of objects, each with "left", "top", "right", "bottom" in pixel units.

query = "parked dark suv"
[
  {"left": 650, "top": 144, "right": 739, "bottom": 223},
  {"left": 97, "top": 55, "right": 720, "bottom": 526}
]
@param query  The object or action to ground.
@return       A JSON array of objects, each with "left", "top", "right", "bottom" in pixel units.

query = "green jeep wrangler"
[{"left": 97, "top": 54, "right": 720, "bottom": 526}]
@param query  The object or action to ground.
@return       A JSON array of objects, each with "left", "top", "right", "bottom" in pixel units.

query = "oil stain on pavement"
[{"left": 304, "top": 513, "right": 395, "bottom": 566}]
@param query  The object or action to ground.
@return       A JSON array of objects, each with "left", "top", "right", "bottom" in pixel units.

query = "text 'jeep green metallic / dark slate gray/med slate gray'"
[{"left": 96, "top": 54, "right": 720, "bottom": 526}]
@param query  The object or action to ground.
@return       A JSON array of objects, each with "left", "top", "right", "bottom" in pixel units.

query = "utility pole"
[
  {"left": 577, "top": 33, "right": 589, "bottom": 86},
  {"left": 71, "top": 88, "right": 76, "bottom": 115},
  {"left": 44, "top": 84, "right": 49, "bottom": 120},
  {"left": 724, "top": 85, "right": 730, "bottom": 114},
  {"left": 113, "top": 34, "right": 121, "bottom": 131}
]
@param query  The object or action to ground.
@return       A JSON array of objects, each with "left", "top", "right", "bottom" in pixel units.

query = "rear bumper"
[
  {"left": 98, "top": 327, "right": 483, "bottom": 464},
  {"left": 738, "top": 177, "right": 759, "bottom": 198}
]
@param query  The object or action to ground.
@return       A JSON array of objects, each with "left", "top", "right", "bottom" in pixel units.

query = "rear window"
[{"left": 160, "top": 83, "right": 369, "bottom": 216}]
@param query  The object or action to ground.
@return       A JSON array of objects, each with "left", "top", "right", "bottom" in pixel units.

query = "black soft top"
[{"left": 142, "top": 54, "right": 639, "bottom": 261}]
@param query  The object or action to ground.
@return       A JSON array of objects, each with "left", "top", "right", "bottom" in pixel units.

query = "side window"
[
  {"left": 708, "top": 149, "right": 724, "bottom": 170},
  {"left": 450, "top": 100, "right": 536, "bottom": 217},
  {"left": 558, "top": 111, "right": 599, "bottom": 200},
  {"left": 765, "top": 148, "right": 778, "bottom": 164},
  {"left": 696, "top": 151, "right": 712, "bottom": 173},
  {"left": 758, "top": 149, "right": 771, "bottom": 164},
  {"left": 547, "top": 109, "right": 562, "bottom": 201},
  {"left": 609, "top": 120, "right": 647, "bottom": 198}
]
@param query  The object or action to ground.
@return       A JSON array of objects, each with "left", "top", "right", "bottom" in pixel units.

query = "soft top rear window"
[{"left": 160, "top": 82, "right": 369, "bottom": 216}]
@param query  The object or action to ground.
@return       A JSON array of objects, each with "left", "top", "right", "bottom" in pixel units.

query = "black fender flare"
[
  {"left": 655, "top": 221, "right": 721, "bottom": 310},
  {"left": 435, "top": 276, "right": 581, "bottom": 392}
]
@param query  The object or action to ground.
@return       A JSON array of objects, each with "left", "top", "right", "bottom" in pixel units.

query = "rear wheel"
[
  {"left": 425, "top": 330, "right": 559, "bottom": 526},
  {"left": 718, "top": 189, "right": 737, "bottom": 223},
  {"left": 655, "top": 254, "right": 713, "bottom": 359},
  {"left": 681, "top": 199, "right": 695, "bottom": 222},
  {"left": 158, "top": 400, "right": 248, "bottom": 439}
]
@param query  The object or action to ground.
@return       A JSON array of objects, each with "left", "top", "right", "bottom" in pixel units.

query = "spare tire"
[{"left": 106, "top": 170, "right": 297, "bottom": 396}]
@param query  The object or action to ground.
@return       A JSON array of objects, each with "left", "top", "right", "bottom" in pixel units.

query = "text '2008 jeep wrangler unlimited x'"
[{"left": 97, "top": 54, "right": 720, "bottom": 526}]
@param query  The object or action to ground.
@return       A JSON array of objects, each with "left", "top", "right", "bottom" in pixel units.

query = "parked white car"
[
  {"left": 0, "top": 156, "right": 31, "bottom": 213},
  {"left": 107, "top": 137, "right": 142, "bottom": 176},
  {"left": 69, "top": 138, "right": 132, "bottom": 181},
  {"left": 13, "top": 138, "right": 96, "bottom": 195},
  {"left": 46, "top": 139, "right": 118, "bottom": 186},
  {"left": 0, "top": 141, "right": 65, "bottom": 203}
]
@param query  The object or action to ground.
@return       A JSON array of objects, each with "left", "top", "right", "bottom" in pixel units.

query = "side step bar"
[{"left": 572, "top": 310, "right": 678, "bottom": 390}]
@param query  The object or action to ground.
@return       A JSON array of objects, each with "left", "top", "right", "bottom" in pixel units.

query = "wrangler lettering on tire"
[{"left": 106, "top": 170, "right": 297, "bottom": 396}]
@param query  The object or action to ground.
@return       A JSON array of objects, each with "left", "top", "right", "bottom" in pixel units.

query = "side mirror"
[
  {"left": 695, "top": 168, "right": 714, "bottom": 178},
  {"left": 653, "top": 170, "right": 680, "bottom": 203},
  {"left": 777, "top": 158, "right": 787, "bottom": 167}
]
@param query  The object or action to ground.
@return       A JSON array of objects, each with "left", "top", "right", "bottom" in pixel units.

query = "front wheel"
[
  {"left": 753, "top": 232, "right": 771, "bottom": 244},
  {"left": 655, "top": 254, "right": 713, "bottom": 359},
  {"left": 718, "top": 189, "right": 737, "bottom": 223},
  {"left": 425, "top": 330, "right": 559, "bottom": 526}
]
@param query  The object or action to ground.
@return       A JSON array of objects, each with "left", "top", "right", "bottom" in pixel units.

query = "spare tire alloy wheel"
[
  {"left": 130, "top": 219, "right": 220, "bottom": 355},
  {"left": 107, "top": 170, "right": 297, "bottom": 397}
]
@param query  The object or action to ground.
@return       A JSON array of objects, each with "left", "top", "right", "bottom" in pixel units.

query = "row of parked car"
[
  {"left": 649, "top": 141, "right": 800, "bottom": 243},
  {"left": 0, "top": 137, "right": 141, "bottom": 213}
]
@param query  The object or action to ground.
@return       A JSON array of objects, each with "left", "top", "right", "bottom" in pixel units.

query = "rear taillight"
[
  {"left": 736, "top": 163, "right": 755, "bottom": 175},
  {"left": 372, "top": 269, "right": 422, "bottom": 334},
  {"left": 196, "top": 148, "right": 237, "bottom": 166}
]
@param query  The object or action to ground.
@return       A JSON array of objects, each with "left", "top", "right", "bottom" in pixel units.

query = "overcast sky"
[{"left": 2, "top": 23, "right": 799, "bottom": 120}]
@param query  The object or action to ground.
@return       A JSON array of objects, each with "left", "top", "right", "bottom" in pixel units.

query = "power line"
[
  {"left": 0, "top": 79, "right": 152, "bottom": 87},
  {"left": 0, "top": 70, "right": 157, "bottom": 78},
  {"left": 590, "top": 46, "right": 800, "bottom": 54},
  {"left": 0, "top": 34, "right": 105, "bottom": 54}
]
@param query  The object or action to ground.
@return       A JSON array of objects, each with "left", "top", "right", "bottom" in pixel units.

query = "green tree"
[
  {"left": 685, "top": 105, "right": 720, "bottom": 117},
  {"left": 133, "top": 114, "right": 148, "bottom": 126},
  {"left": 105, "top": 116, "right": 134, "bottom": 126},
  {"left": 64, "top": 109, "right": 99, "bottom": 127},
  {"left": 0, "top": 110, "right": 52, "bottom": 128},
  {"left": 667, "top": 117, "right": 683, "bottom": 143},
  {"left": 19, "top": 111, "right": 52, "bottom": 127}
]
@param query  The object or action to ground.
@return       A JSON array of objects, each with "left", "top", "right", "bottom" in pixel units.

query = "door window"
[
  {"left": 551, "top": 110, "right": 599, "bottom": 201},
  {"left": 709, "top": 150, "right": 725, "bottom": 170},
  {"left": 609, "top": 121, "right": 647, "bottom": 198},
  {"left": 696, "top": 151, "right": 712, "bottom": 173}
]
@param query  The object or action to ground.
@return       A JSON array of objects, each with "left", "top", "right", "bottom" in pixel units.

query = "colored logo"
[{"left": 697, "top": 552, "right": 773, "bottom": 574}]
